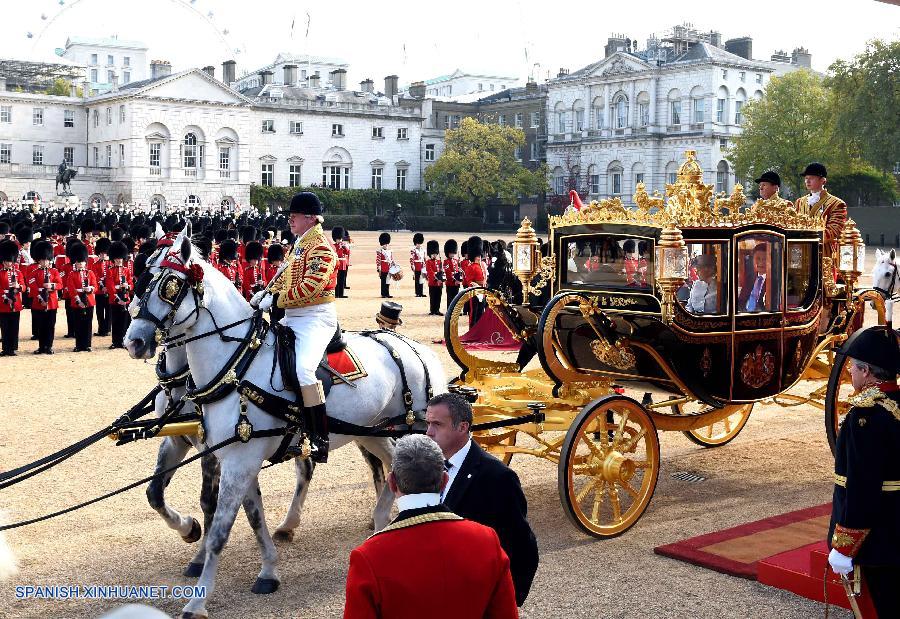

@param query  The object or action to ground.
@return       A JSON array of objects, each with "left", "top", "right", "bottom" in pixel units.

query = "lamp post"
[
  {"left": 656, "top": 221, "right": 688, "bottom": 324},
  {"left": 512, "top": 217, "right": 541, "bottom": 299}
]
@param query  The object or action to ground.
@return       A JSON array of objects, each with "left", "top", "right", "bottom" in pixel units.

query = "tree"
[
  {"left": 46, "top": 78, "right": 81, "bottom": 97},
  {"left": 425, "top": 117, "right": 548, "bottom": 213},
  {"left": 827, "top": 39, "right": 900, "bottom": 173},
  {"left": 827, "top": 161, "right": 899, "bottom": 206},
  {"left": 727, "top": 70, "right": 841, "bottom": 198}
]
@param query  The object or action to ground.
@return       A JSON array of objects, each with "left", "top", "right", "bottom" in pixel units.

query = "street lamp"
[
  {"left": 838, "top": 218, "right": 865, "bottom": 290},
  {"left": 513, "top": 217, "right": 541, "bottom": 298},
  {"left": 656, "top": 221, "right": 688, "bottom": 324}
]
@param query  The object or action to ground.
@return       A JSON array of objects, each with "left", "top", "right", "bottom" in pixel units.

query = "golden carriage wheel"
[
  {"left": 673, "top": 403, "right": 753, "bottom": 447},
  {"left": 558, "top": 395, "right": 660, "bottom": 538},
  {"left": 824, "top": 353, "right": 857, "bottom": 457}
]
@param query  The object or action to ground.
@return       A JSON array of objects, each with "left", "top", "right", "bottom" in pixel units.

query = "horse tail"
[{"left": 0, "top": 511, "right": 18, "bottom": 580}]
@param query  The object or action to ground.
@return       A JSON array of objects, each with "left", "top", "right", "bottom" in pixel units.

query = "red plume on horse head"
[{"left": 569, "top": 190, "right": 585, "bottom": 211}]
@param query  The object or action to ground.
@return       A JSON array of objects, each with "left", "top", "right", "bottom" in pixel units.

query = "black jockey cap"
[
  {"left": 801, "top": 162, "right": 827, "bottom": 178},
  {"left": 0, "top": 239, "right": 18, "bottom": 263},
  {"left": 30, "top": 240, "right": 53, "bottom": 262},
  {"left": 287, "top": 191, "right": 323, "bottom": 215},
  {"left": 754, "top": 171, "right": 781, "bottom": 186},
  {"left": 219, "top": 239, "right": 238, "bottom": 261},
  {"left": 426, "top": 240, "right": 440, "bottom": 255},
  {"left": 444, "top": 238, "right": 458, "bottom": 255},
  {"left": 267, "top": 243, "right": 285, "bottom": 262},
  {"left": 376, "top": 301, "right": 403, "bottom": 326},
  {"left": 332, "top": 226, "right": 345, "bottom": 242},
  {"left": 378, "top": 232, "right": 391, "bottom": 246},
  {"left": 94, "top": 237, "right": 111, "bottom": 255},
  {"left": 69, "top": 242, "right": 89, "bottom": 263},
  {"left": 108, "top": 241, "right": 129, "bottom": 261},
  {"left": 413, "top": 232, "right": 424, "bottom": 245},
  {"left": 839, "top": 326, "right": 900, "bottom": 374},
  {"left": 244, "top": 241, "right": 264, "bottom": 262}
]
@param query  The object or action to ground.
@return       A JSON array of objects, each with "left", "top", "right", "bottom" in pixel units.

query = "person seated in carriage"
[
  {"left": 685, "top": 253, "right": 720, "bottom": 314},
  {"left": 622, "top": 239, "right": 648, "bottom": 288},
  {"left": 737, "top": 241, "right": 782, "bottom": 313}
]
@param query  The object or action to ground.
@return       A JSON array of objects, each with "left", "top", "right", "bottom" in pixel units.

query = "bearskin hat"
[
  {"left": 138, "top": 240, "right": 156, "bottom": 256},
  {"left": 426, "top": 240, "right": 440, "bottom": 255},
  {"left": 110, "top": 227, "right": 125, "bottom": 242},
  {"left": 240, "top": 225, "right": 257, "bottom": 243},
  {"left": 267, "top": 243, "right": 284, "bottom": 263},
  {"left": 0, "top": 222, "right": 9, "bottom": 236},
  {"left": 94, "top": 237, "right": 111, "bottom": 255},
  {"left": 133, "top": 224, "right": 150, "bottom": 240},
  {"left": 0, "top": 239, "right": 19, "bottom": 263},
  {"left": 69, "top": 242, "right": 89, "bottom": 263},
  {"left": 460, "top": 241, "right": 468, "bottom": 257},
  {"left": 467, "top": 236, "right": 483, "bottom": 260},
  {"left": 444, "top": 239, "right": 458, "bottom": 255},
  {"left": 226, "top": 229, "right": 238, "bottom": 240},
  {"left": 108, "top": 241, "right": 129, "bottom": 261},
  {"left": 244, "top": 241, "right": 264, "bottom": 262},
  {"left": 80, "top": 218, "right": 95, "bottom": 235},
  {"left": 378, "top": 232, "right": 391, "bottom": 246},
  {"left": 332, "top": 226, "right": 345, "bottom": 242},
  {"left": 14, "top": 225, "right": 32, "bottom": 245},
  {"left": 30, "top": 240, "right": 53, "bottom": 262},
  {"left": 56, "top": 221, "right": 71, "bottom": 236},
  {"left": 219, "top": 239, "right": 238, "bottom": 261},
  {"left": 214, "top": 229, "right": 228, "bottom": 244},
  {"left": 133, "top": 253, "right": 149, "bottom": 279},
  {"left": 413, "top": 232, "right": 424, "bottom": 245}
]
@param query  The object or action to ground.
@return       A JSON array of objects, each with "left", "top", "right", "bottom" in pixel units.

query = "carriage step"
[{"left": 671, "top": 471, "right": 706, "bottom": 483}]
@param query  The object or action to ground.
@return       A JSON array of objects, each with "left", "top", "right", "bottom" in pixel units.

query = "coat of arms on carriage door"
[{"left": 740, "top": 344, "right": 775, "bottom": 389}]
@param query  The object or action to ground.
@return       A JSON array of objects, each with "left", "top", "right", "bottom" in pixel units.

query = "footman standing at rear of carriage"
[
  {"left": 795, "top": 163, "right": 847, "bottom": 273},
  {"left": 828, "top": 326, "right": 900, "bottom": 618}
]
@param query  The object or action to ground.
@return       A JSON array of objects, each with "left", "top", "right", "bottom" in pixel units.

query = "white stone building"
[
  {"left": 234, "top": 54, "right": 350, "bottom": 90},
  {"left": 61, "top": 36, "right": 148, "bottom": 93},
  {"left": 420, "top": 69, "right": 518, "bottom": 98}
]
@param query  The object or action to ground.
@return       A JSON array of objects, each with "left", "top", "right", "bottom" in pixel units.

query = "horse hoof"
[
  {"left": 183, "top": 562, "right": 204, "bottom": 577},
  {"left": 272, "top": 529, "right": 294, "bottom": 543},
  {"left": 180, "top": 613, "right": 207, "bottom": 619},
  {"left": 251, "top": 577, "right": 280, "bottom": 595},
  {"left": 181, "top": 518, "right": 202, "bottom": 543},
  {"left": 367, "top": 518, "right": 375, "bottom": 530}
]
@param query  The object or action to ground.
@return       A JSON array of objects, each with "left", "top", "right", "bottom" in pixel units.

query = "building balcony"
[{"left": 0, "top": 163, "right": 118, "bottom": 180}]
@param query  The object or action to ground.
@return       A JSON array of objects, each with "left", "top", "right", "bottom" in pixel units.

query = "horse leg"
[
  {"left": 184, "top": 453, "right": 220, "bottom": 577},
  {"left": 357, "top": 443, "right": 387, "bottom": 530},
  {"left": 356, "top": 437, "right": 395, "bottom": 531},
  {"left": 145, "top": 436, "right": 201, "bottom": 542},
  {"left": 180, "top": 454, "right": 258, "bottom": 619},
  {"left": 272, "top": 457, "right": 314, "bottom": 542},
  {"left": 242, "top": 479, "right": 281, "bottom": 594}
]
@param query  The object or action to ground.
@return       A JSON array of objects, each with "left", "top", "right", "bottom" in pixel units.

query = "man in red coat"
[
  {"left": 424, "top": 240, "right": 444, "bottom": 315},
  {"left": 105, "top": 242, "right": 133, "bottom": 349},
  {"left": 0, "top": 240, "right": 25, "bottom": 356},
  {"left": 344, "top": 434, "right": 518, "bottom": 619},
  {"left": 27, "top": 240, "right": 63, "bottom": 354},
  {"left": 66, "top": 242, "right": 97, "bottom": 352}
]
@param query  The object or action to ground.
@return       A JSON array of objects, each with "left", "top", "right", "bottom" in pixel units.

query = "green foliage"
[
  {"left": 250, "top": 185, "right": 433, "bottom": 216},
  {"left": 321, "top": 215, "right": 370, "bottom": 231},
  {"left": 45, "top": 78, "right": 81, "bottom": 97},
  {"left": 373, "top": 216, "right": 483, "bottom": 232},
  {"left": 424, "top": 117, "right": 548, "bottom": 212},
  {"left": 828, "top": 162, "right": 899, "bottom": 206},
  {"left": 826, "top": 39, "right": 900, "bottom": 173}
]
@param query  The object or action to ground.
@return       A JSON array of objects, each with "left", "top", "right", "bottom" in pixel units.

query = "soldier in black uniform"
[{"left": 828, "top": 326, "right": 900, "bottom": 618}]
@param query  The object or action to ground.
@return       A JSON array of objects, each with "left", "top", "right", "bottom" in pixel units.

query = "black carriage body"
[{"left": 546, "top": 221, "right": 823, "bottom": 405}]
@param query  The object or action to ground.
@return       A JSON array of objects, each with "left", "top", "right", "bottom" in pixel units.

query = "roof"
[
  {"left": 674, "top": 42, "right": 764, "bottom": 69},
  {"left": 424, "top": 69, "right": 518, "bottom": 85},
  {"left": 65, "top": 36, "right": 148, "bottom": 51},
  {"left": 246, "top": 83, "right": 392, "bottom": 106},
  {"left": 87, "top": 68, "right": 255, "bottom": 106},
  {"left": 476, "top": 84, "right": 547, "bottom": 103},
  {"left": 272, "top": 53, "right": 349, "bottom": 67}
]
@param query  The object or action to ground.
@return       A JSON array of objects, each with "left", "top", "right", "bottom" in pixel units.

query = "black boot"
[{"left": 305, "top": 402, "right": 329, "bottom": 463}]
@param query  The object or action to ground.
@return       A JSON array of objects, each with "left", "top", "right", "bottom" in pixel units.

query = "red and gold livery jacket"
[
  {"left": 91, "top": 257, "right": 110, "bottom": 296},
  {"left": 0, "top": 266, "right": 24, "bottom": 313},
  {"left": 376, "top": 248, "right": 394, "bottom": 273},
  {"left": 242, "top": 263, "right": 265, "bottom": 301},
  {"left": 28, "top": 266, "right": 63, "bottom": 311},
  {"left": 272, "top": 224, "right": 337, "bottom": 309},
  {"left": 216, "top": 260, "right": 243, "bottom": 291},
  {"left": 795, "top": 190, "right": 847, "bottom": 259},
  {"left": 410, "top": 246, "right": 425, "bottom": 272},
  {"left": 443, "top": 256, "right": 463, "bottom": 285},
  {"left": 66, "top": 267, "right": 97, "bottom": 308},
  {"left": 335, "top": 241, "right": 351, "bottom": 270},
  {"left": 828, "top": 383, "right": 900, "bottom": 566},
  {"left": 105, "top": 265, "right": 133, "bottom": 306},
  {"left": 425, "top": 257, "right": 444, "bottom": 287}
]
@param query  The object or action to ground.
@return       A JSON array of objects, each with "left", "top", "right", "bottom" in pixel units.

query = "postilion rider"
[
  {"left": 250, "top": 192, "right": 337, "bottom": 463},
  {"left": 827, "top": 326, "right": 900, "bottom": 618}
]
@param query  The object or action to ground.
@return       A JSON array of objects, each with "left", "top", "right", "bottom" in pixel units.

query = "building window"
[
  {"left": 372, "top": 126, "right": 383, "bottom": 139},
  {"left": 183, "top": 133, "right": 201, "bottom": 173},
  {"left": 589, "top": 174, "right": 600, "bottom": 194},
  {"left": 106, "top": 107, "right": 112, "bottom": 125},
  {"left": 261, "top": 119, "right": 275, "bottom": 133},
  {"left": 515, "top": 113, "right": 523, "bottom": 128},
  {"left": 396, "top": 168, "right": 407, "bottom": 190},
  {"left": 514, "top": 146, "right": 522, "bottom": 161},
  {"left": 452, "top": 115, "right": 461, "bottom": 128},
  {"left": 553, "top": 175, "right": 565, "bottom": 195},
  {"left": 670, "top": 100, "right": 681, "bottom": 126},
  {"left": 716, "top": 161, "right": 729, "bottom": 193},
  {"left": 32, "top": 145, "right": 44, "bottom": 165},
  {"left": 530, "top": 111, "right": 540, "bottom": 128},
  {"left": 187, "top": 195, "right": 200, "bottom": 207},
  {"left": 638, "top": 103, "right": 649, "bottom": 126},
  {"left": 557, "top": 110, "right": 565, "bottom": 133},
  {"left": 63, "top": 146, "right": 74, "bottom": 166},
  {"left": 667, "top": 171, "right": 677, "bottom": 185},
  {"left": 289, "top": 164, "right": 302, "bottom": 187},
  {"left": 371, "top": 167, "right": 382, "bottom": 190},
  {"left": 90, "top": 54, "right": 98, "bottom": 65},
  {"left": 93, "top": 147, "right": 99, "bottom": 166},
  {"left": 33, "top": 108, "right": 43, "bottom": 126},
  {"left": 612, "top": 172, "right": 622, "bottom": 195},
  {"left": 332, "top": 123, "right": 344, "bottom": 137},
  {"left": 123, "top": 56, "right": 130, "bottom": 67},
  {"left": 118, "top": 144, "right": 125, "bottom": 167},
  {"left": 261, "top": 163, "right": 274, "bottom": 187},
  {"left": 0, "top": 144, "right": 10, "bottom": 164},
  {"left": 0, "top": 106, "right": 10, "bottom": 123},
  {"left": 322, "top": 165, "right": 350, "bottom": 189},
  {"left": 106, "top": 70, "right": 114, "bottom": 84},
  {"left": 425, "top": 144, "right": 435, "bottom": 161},
  {"left": 734, "top": 101, "right": 744, "bottom": 125},
  {"left": 91, "top": 69, "right": 98, "bottom": 83},
  {"left": 219, "top": 147, "right": 230, "bottom": 178},
  {"left": 615, "top": 96, "right": 628, "bottom": 129},
  {"left": 693, "top": 98, "right": 705, "bottom": 123},
  {"left": 530, "top": 141, "right": 538, "bottom": 161},
  {"left": 716, "top": 98, "right": 725, "bottom": 123},
  {"left": 123, "top": 71, "right": 130, "bottom": 84},
  {"left": 107, "top": 54, "right": 114, "bottom": 66},
  {"left": 290, "top": 121, "right": 303, "bottom": 134},
  {"left": 443, "top": 115, "right": 451, "bottom": 129},
  {"left": 498, "top": 114, "right": 506, "bottom": 126},
  {"left": 397, "top": 127, "right": 408, "bottom": 139},
  {"left": 756, "top": 73, "right": 763, "bottom": 84},
  {"left": 722, "top": 69, "right": 728, "bottom": 79},
  {"left": 149, "top": 143, "right": 161, "bottom": 170},
  {"left": 119, "top": 105, "right": 125, "bottom": 123},
  {"left": 635, "top": 172, "right": 645, "bottom": 186},
  {"left": 575, "top": 108, "right": 585, "bottom": 131},
  {"left": 719, "top": 138, "right": 728, "bottom": 150},
  {"left": 104, "top": 145, "right": 111, "bottom": 167},
  {"left": 739, "top": 71, "right": 746, "bottom": 82},
  {"left": 64, "top": 110, "right": 75, "bottom": 127}
]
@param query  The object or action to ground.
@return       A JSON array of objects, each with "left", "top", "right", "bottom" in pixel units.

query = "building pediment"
[
  {"left": 286, "top": 156, "right": 304, "bottom": 163},
  {"left": 576, "top": 53, "right": 654, "bottom": 80},
  {"left": 395, "top": 160, "right": 410, "bottom": 168},
  {"left": 145, "top": 131, "right": 169, "bottom": 141},
  {"left": 134, "top": 70, "right": 252, "bottom": 106},
  {"left": 370, "top": 159, "right": 385, "bottom": 167},
  {"left": 215, "top": 136, "right": 238, "bottom": 146},
  {"left": 258, "top": 155, "right": 277, "bottom": 162}
]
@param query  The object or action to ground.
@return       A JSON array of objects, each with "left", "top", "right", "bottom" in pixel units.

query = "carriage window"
[
  {"left": 786, "top": 242, "right": 819, "bottom": 310},
  {"left": 677, "top": 242, "right": 727, "bottom": 315},
  {"left": 736, "top": 234, "right": 783, "bottom": 313},
  {"left": 562, "top": 234, "right": 654, "bottom": 291}
]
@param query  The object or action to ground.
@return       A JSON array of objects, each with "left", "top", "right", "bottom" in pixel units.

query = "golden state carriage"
[{"left": 445, "top": 150, "right": 882, "bottom": 538}]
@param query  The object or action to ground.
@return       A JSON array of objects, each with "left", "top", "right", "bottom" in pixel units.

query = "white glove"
[
  {"left": 828, "top": 548, "right": 853, "bottom": 576},
  {"left": 258, "top": 293, "right": 275, "bottom": 312},
  {"left": 249, "top": 289, "right": 269, "bottom": 309}
]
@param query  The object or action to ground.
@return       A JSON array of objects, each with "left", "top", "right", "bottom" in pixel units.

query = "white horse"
[
  {"left": 125, "top": 228, "right": 445, "bottom": 619},
  {"left": 872, "top": 248, "right": 900, "bottom": 301}
]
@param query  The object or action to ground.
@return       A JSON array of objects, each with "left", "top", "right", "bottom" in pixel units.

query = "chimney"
[
  {"left": 360, "top": 78, "right": 374, "bottom": 93},
  {"left": 525, "top": 81, "right": 538, "bottom": 94},
  {"left": 309, "top": 73, "right": 321, "bottom": 88},
  {"left": 724, "top": 37, "right": 753, "bottom": 60},
  {"left": 222, "top": 60, "right": 236, "bottom": 85},
  {"left": 150, "top": 60, "right": 172, "bottom": 79},
  {"left": 605, "top": 35, "right": 628, "bottom": 58},
  {"left": 0, "top": 77, "right": 7, "bottom": 92},
  {"left": 260, "top": 70, "right": 274, "bottom": 86},
  {"left": 792, "top": 47, "right": 812, "bottom": 69},
  {"left": 82, "top": 80, "right": 90, "bottom": 99},
  {"left": 202, "top": 65, "right": 215, "bottom": 79},
  {"left": 330, "top": 69, "right": 347, "bottom": 90},
  {"left": 408, "top": 80, "right": 426, "bottom": 98},
  {"left": 557, "top": 68, "right": 569, "bottom": 78},
  {"left": 283, "top": 64, "right": 298, "bottom": 86},
  {"left": 384, "top": 75, "right": 398, "bottom": 98}
]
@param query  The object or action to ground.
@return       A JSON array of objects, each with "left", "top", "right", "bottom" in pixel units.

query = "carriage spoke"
[
  {"left": 612, "top": 410, "right": 629, "bottom": 448},
  {"left": 621, "top": 427, "right": 647, "bottom": 453},
  {"left": 609, "top": 485, "right": 622, "bottom": 522},
  {"left": 590, "top": 482, "right": 606, "bottom": 522},
  {"left": 576, "top": 478, "right": 598, "bottom": 503},
  {"left": 631, "top": 460, "right": 651, "bottom": 469},
  {"left": 619, "top": 479, "right": 639, "bottom": 499}
]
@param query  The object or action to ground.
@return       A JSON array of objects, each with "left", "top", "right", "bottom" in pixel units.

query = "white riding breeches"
[{"left": 281, "top": 303, "right": 338, "bottom": 396}]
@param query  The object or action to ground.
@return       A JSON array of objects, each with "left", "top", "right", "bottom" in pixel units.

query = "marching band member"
[
  {"left": 91, "top": 237, "right": 111, "bottom": 337},
  {"left": 27, "top": 240, "right": 62, "bottom": 355},
  {"left": 106, "top": 241, "right": 133, "bottom": 350},
  {"left": 332, "top": 226, "right": 350, "bottom": 298},
  {"left": 377, "top": 232, "right": 395, "bottom": 299},
  {"left": 443, "top": 239, "right": 462, "bottom": 312},
  {"left": 242, "top": 241, "right": 265, "bottom": 302},
  {"left": 66, "top": 242, "right": 97, "bottom": 353},
  {"left": 215, "top": 239, "right": 243, "bottom": 292},
  {"left": 425, "top": 240, "right": 444, "bottom": 316},
  {"left": 0, "top": 239, "right": 24, "bottom": 356},
  {"left": 410, "top": 232, "right": 426, "bottom": 298}
]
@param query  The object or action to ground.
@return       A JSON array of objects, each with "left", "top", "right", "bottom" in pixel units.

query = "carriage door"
[{"left": 731, "top": 232, "right": 785, "bottom": 401}]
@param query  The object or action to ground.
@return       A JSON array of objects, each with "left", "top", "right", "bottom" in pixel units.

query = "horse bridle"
[{"left": 874, "top": 260, "right": 899, "bottom": 300}]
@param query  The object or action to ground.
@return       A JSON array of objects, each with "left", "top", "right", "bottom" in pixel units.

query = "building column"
[{"left": 649, "top": 77, "right": 658, "bottom": 134}]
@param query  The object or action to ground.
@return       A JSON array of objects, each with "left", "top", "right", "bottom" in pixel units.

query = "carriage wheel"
[
  {"left": 824, "top": 353, "right": 857, "bottom": 456},
  {"left": 675, "top": 403, "right": 753, "bottom": 447},
  {"left": 558, "top": 395, "right": 660, "bottom": 538}
]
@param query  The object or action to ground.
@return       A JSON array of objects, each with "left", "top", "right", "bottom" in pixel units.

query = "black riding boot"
[{"left": 305, "top": 402, "right": 329, "bottom": 463}]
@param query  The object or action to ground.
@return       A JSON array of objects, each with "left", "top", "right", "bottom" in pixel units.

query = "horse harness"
[{"left": 875, "top": 260, "right": 900, "bottom": 301}]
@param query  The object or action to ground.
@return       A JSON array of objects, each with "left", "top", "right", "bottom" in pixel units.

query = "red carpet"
[{"left": 460, "top": 311, "right": 520, "bottom": 351}]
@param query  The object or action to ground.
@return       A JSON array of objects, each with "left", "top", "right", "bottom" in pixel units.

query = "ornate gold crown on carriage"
[{"left": 445, "top": 150, "right": 879, "bottom": 538}]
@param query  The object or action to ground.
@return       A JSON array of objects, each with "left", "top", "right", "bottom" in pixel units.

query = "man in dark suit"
[
  {"left": 344, "top": 434, "right": 517, "bottom": 619},
  {"left": 425, "top": 392, "right": 539, "bottom": 607},
  {"left": 737, "top": 243, "right": 770, "bottom": 312}
]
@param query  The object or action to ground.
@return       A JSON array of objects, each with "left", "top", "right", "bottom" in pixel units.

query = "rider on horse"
[{"left": 251, "top": 192, "right": 338, "bottom": 463}]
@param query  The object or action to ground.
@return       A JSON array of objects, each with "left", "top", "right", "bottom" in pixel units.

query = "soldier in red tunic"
[
  {"left": 91, "top": 237, "right": 111, "bottom": 337},
  {"left": 463, "top": 236, "right": 488, "bottom": 327},
  {"left": 443, "top": 239, "right": 463, "bottom": 311},
  {"left": 342, "top": 229, "right": 353, "bottom": 290},
  {"left": 215, "top": 239, "right": 243, "bottom": 292},
  {"left": 0, "top": 240, "right": 25, "bottom": 356},
  {"left": 27, "top": 240, "right": 62, "bottom": 354},
  {"left": 332, "top": 226, "right": 350, "bottom": 298},
  {"left": 106, "top": 241, "right": 133, "bottom": 349},
  {"left": 376, "top": 232, "right": 395, "bottom": 299},
  {"left": 264, "top": 243, "right": 286, "bottom": 324},
  {"left": 66, "top": 242, "right": 97, "bottom": 352},
  {"left": 425, "top": 240, "right": 444, "bottom": 316},
  {"left": 241, "top": 241, "right": 265, "bottom": 301},
  {"left": 410, "top": 232, "right": 426, "bottom": 298}
]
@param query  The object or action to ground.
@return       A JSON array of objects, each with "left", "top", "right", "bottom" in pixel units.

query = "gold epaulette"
[
  {"left": 370, "top": 511, "right": 462, "bottom": 538},
  {"left": 848, "top": 387, "right": 900, "bottom": 421}
]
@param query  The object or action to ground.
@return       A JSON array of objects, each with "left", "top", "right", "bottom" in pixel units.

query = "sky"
[{"left": 1, "top": 0, "right": 897, "bottom": 86}]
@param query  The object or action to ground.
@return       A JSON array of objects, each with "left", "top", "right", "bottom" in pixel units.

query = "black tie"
[{"left": 444, "top": 459, "right": 452, "bottom": 470}]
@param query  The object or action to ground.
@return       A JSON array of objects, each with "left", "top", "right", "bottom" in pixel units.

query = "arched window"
[
  {"left": 734, "top": 88, "right": 747, "bottom": 125},
  {"left": 591, "top": 96, "right": 604, "bottom": 130},
  {"left": 572, "top": 99, "right": 585, "bottom": 132},
  {"left": 187, "top": 194, "right": 201, "bottom": 207},
  {"left": 588, "top": 164, "right": 599, "bottom": 194},
  {"left": 554, "top": 102, "right": 567, "bottom": 134},
  {"left": 150, "top": 194, "right": 166, "bottom": 211},
  {"left": 690, "top": 86, "right": 705, "bottom": 124},
  {"left": 183, "top": 133, "right": 198, "bottom": 171},
  {"left": 607, "top": 161, "right": 624, "bottom": 196},
  {"left": 632, "top": 162, "right": 646, "bottom": 190},
  {"left": 614, "top": 94, "right": 628, "bottom": 129},
  {"left": 716, "top": 160, "right": 730, "bottom": 193},
  {"left": 570, "top": 165, "right": 581, "bottom": 191},
  {"left": 0, "top": 191, "right": 8, "bottom": 204},
  {"left": 668, "top": 89, "right": 682, "bottom": 126},
  {"left": 89, "top": 193, "right": 105, "bottom": 208},
  {"left": 220, "top": 196, "right": 235, "bottom": 210},
  {"left": 24, "top": 191, "right": 40, "bottom": 203},
  {"left": 636, "top": 91, "right": 650, "bottom": 127},
  {"left": 552, "top": 166, "right": 565, "bottom": 195},
  {"left": 716, "top": 86, "right": 729, "bottom": 123},
  {"left": 665, "top": 161, "right": 678, "bottom": 186}
]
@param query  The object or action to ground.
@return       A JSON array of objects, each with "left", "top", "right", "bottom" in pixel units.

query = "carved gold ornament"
[
  {"left": 590, "top": 337, "right": 637, "bottom": 370},
  {"left": 162, "top": 277, "right": 181, "bottom": 302},
  {"left": 236, "top": 418, "right": 253, "bottom": 443}
]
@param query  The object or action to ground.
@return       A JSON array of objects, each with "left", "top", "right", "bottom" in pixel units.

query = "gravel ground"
[{"left": 0, "top": 230, "right": 871, "bottom": 619}]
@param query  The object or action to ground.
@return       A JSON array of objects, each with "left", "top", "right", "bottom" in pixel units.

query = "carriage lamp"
[
  {"left": 513, "top": 217, "right": 541, "bottom": 298},
  {"left": 656, "top": 222, "right": 688, "bottom": 324},
  {"left": 838, "top": 218, "right": 864, "bottom": 290}
]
